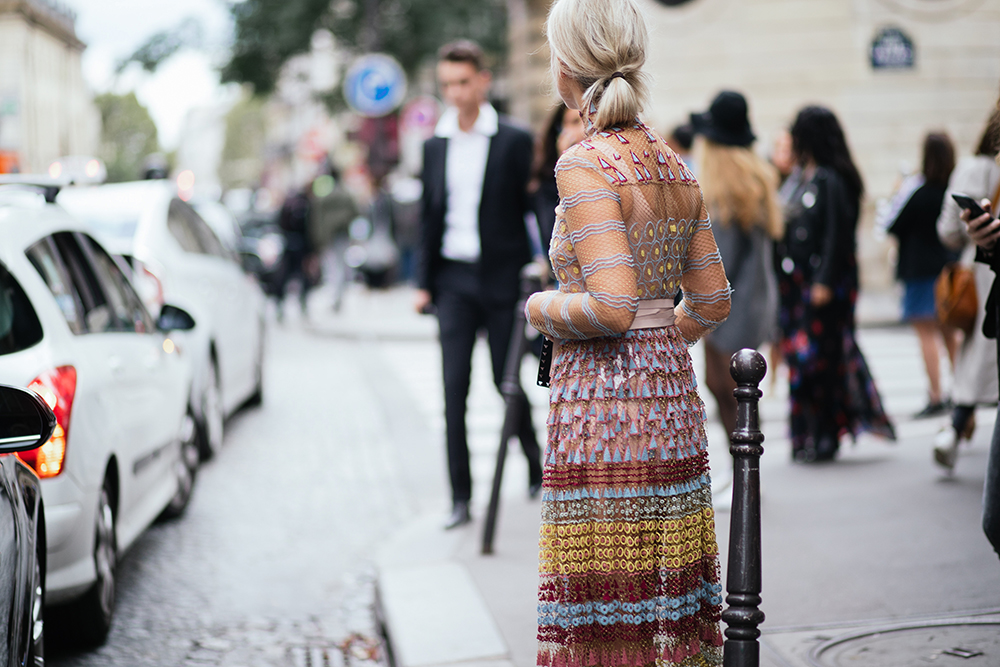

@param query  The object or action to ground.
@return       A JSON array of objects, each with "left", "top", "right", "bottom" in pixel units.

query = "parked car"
[
  {"left": 0, "top": 384, "right": 56, "bottom": 665},
  {"left": 58, "top": 181, "right": 267, "bottom": 459},
  {"left": 0, "top": 180, "right": 199, "bottom": 645}
]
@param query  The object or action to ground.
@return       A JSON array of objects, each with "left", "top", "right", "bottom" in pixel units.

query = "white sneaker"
[{"left": 933, "top": 428, "right": 959, "bottom": 472}]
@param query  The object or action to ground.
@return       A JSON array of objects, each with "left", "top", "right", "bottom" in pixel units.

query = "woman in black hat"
[
  {"left": 776, "top": 105, "right": 895, "bottom": 462},
  {"left": 690, "top": 91, "right": 783, "bottom": 449}
]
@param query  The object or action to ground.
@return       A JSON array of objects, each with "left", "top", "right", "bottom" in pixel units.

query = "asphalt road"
[{"left": 48, "top": 314, "right": 443, "bottom": 667}]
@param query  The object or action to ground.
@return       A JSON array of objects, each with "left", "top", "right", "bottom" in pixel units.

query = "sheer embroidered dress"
[{"left": 525, "top": 117, "right": 731, "bottom": 667}]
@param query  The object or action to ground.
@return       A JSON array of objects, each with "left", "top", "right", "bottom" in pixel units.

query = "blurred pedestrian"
[
  {"left": 690, "top": 91, "right": 782, "bottom": 446},
  {"left": 956, "top": 93, "right": 1000, "bottom": 558},
  {"left": 530, "top": 103, "right": 577, "bottom": 256},
  {"left": 934, "top": 110, "right": 1000, "bottom": 471},
  {"left": 275, "top": 186, "right": 315, "bottom": 320},
  {"left": 535, "top": 103, "right": 587, "bottom": 255},
  {"left": 526, "top": 0, "right": 730, "bottom": 663},
  {"left": 776, "top": 106, "right": 895, "bottom": 462},
  {"left": 414, "top": 40, "right": 542, "bottom": 530},
  {"left": 770, "top": 129, "right": 796, "bottom": 184},
  {"left": 666, "top": 122, "right": 695, "bottom": 169},
  {"left": 886, "top": 133, "right": 960, "bottom": 418},
  {"left": 765, "top": 128, "right": 797, "bottom": 390},
  {"left": 309, "top": 164, "right": 359, "bottom": 311}
]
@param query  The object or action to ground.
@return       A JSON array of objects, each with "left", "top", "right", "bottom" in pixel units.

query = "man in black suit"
[{"left": 415, "top": 40, "right": 543, "bottom": 529}]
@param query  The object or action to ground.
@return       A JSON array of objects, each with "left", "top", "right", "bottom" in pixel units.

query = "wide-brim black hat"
[{"left": 690, "top": 90, "right": 756, "bottom": 147}]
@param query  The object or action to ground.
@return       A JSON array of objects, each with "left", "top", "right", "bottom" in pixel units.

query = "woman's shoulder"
[{"left": 949, "top": 154, "right": 1000, "bottom": 194}]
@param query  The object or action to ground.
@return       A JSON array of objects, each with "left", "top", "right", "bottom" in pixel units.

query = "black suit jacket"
[{"left": 417, "top": 118, "right": 534, "bottom": 305}]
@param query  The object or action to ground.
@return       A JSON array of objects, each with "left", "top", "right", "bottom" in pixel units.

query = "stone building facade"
[
  {"left": 507, "top": 0, "right": 1000, "bottom": 290},
  {"left": 0, "top": 0, "right": 98, "bottom": 173}
]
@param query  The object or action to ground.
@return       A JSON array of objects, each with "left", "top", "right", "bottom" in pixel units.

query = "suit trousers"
[{"left": 435, "top": 260, "right": 543, "bottom": 504}]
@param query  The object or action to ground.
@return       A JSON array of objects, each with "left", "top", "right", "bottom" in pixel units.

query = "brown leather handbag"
[{"left": 935, "top": 263, "right": 978, "bottom": 334}]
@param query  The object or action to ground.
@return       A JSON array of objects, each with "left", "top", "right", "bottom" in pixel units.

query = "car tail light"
[{"left": 19, "top": 366, "right": 77, "bottom": 478}]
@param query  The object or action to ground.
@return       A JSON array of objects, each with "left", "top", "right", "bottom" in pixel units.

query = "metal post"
[
  {"left": 481, "top": 264, "right": 544, "bottom": 554},
  {"left": 722, "top": 349, "right": 767, "bottom": 667}
]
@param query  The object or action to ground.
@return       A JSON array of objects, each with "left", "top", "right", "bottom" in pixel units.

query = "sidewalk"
[{"left": 307, "top": 283, "right": 1000, "bottom": 667}]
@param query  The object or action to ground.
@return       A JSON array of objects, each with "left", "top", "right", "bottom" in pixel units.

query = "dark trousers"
[
  {"left": 435, "top": 261, "right": 542, "bottom": 504},
  {"left": 985, "top": 410, "right": 1000, "bottom": 558}
]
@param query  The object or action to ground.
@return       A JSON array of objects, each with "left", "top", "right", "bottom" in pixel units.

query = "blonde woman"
[
  {"left": 526, "top": 0, "right": 731, "bottom": 664},
  {"left": 690, "top": 91, "right": 782, "bottom": 445}
]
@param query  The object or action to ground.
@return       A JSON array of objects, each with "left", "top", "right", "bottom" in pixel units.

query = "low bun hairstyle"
[{"left": 546, "top": 0, "right": 650, "bottom": 132}]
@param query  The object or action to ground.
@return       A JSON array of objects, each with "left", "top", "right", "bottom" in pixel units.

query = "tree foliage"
[
  {"left": 94, "top": 92, "right": 160, "bottom": 183},
  {"left": 220, "top": 94, "right": 267, "bottom": 189},
  {"left": 115, "top": 18, "right": 203, "bottom": 74},
  {"left": 221, "top": 0, "right": 507, "bottom": 96}
]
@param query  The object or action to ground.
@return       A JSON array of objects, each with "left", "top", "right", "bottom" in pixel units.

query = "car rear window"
[
  {"left": 26, "top": 238, "right": 86, "bottom": 334},
  {"left": 0, "top": 262, "right": 43, "bottom": 356}
]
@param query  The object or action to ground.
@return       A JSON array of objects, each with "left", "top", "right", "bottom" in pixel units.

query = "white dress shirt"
[{"left": 435, "top": 102, "right": 498, "bottom": 262}]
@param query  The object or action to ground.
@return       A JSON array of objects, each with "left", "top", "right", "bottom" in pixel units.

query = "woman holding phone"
[
  {"left": 958, "top": 94, "right": 1000, "bottom": 559},
  {"left": 934, "top": 109, "right": 1000, "bottom": 472}
]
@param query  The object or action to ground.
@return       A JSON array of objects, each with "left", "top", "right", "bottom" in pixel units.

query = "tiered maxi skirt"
[{"left": 537, "top": 326, "right": 724, "bottom": 667}]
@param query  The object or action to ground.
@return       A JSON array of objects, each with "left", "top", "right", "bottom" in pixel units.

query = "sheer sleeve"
[
  {"left": 525, "top": 158, "right": 638, "bottom": 339},
  {"left": 938, "top": 157, "right": 990, "bottom": 252},
  {"left": 674, "top": 198, "right": 731, "bottom": 344}
]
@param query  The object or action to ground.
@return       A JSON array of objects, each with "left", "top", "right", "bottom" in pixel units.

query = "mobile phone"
[{"left": 951, "top": 193, "right": 991, "bottom": 221}]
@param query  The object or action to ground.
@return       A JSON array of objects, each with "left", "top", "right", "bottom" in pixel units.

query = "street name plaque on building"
[{"left": 871, "top": 27, "right": 915, "bottom": 70}]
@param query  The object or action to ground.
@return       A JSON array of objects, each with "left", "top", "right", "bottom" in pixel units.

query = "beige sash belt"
[{"left": 629, "top": 298, "right": 677, "bottom": 330}]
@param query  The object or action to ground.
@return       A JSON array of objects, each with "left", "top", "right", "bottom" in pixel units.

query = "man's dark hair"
[
  {"left": 922, "top": 132, "right": 956, "bottom": 187},
  {"left": 437, "top": 40, "right": 485, "bottom": 71}
]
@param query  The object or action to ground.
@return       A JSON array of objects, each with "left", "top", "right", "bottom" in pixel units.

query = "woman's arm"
[
  {"left": 674, "top": 198, "right": 731, "bottom": 344},
  {"left": 525, "top": 157, "right": 638, "bottom": 339},
  {"left": 939, "top": 158, "right": 995, "bottom": 251},
  {"left": 812, "top": 170, "right": 855, "bottom": 296}
]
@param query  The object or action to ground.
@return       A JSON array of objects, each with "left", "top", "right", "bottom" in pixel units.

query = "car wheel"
[
  {"left": 160, "top": 412, "right": 198, "bottom": 520},
  {"left": 27, "top": 552, "right": 44, "bottom": 665},
  {"left": 72, "top": 483, "right": 116, "bottom": 646},
  {"left": 197, "top": 361, "right": 224, "bottom": 460}
]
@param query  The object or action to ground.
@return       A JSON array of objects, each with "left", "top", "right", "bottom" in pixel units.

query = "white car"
[
  {"left": 59, "top": 181, "right": 267, "bottom": 459},
  {"left": 0, "top": 182, "right": 199, "bottom": 645}
]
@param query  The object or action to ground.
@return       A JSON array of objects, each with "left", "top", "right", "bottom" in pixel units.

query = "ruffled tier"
[{"left": 537, "top": 327, "right": 723, "bottom": 667}]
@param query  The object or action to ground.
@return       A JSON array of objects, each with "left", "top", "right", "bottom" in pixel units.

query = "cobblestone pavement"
[{"left": 49, "top": 308, "right": 443, "bottom": 666}]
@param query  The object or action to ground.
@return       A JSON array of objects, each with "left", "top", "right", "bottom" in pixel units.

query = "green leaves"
[
  {"left": 95, "top": 93, "right": 160, "bottom": 182},
  {"left": 221, "top": 0, "right": 508, "bottom": 96},
  {"left": 115, "top": 18, "right": 204, "bottom": 74},
  {"left": 221, "top": 0, "right": 333, "bottom": 95}
]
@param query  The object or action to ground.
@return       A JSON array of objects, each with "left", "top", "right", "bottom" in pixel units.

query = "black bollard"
[
  {"left": 721, "top": 349, "right": 767, "bottom": 667},
  {"left": 481, "top": 263, "right": 544, "bottom": 555}
]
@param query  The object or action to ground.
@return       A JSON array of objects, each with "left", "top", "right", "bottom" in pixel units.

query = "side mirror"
[
  {"left": 157, "top": 304, "right": 196, "bottom": 332},
  {"left": 0, "top": 385, "right": 56, "bottom": 453},
  {"left": 239, "top": 251, "right": 263, "bottom": 274}
]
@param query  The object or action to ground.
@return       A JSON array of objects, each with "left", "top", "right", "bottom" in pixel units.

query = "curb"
[{"left": 374, "top": 513, "right": 515, "bottom": 667}]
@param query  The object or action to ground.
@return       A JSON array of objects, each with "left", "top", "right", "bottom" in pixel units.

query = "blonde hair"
[
  {"left": 697, "top": 139, "right": 783, "bottom": 239},
  {"left": 546, "top": 0, "right": 650, "bottom": 132}
]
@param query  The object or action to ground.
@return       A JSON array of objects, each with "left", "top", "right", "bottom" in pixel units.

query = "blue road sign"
[{"left": 344, "top": 54, "right": 407, "bottom": 118}]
